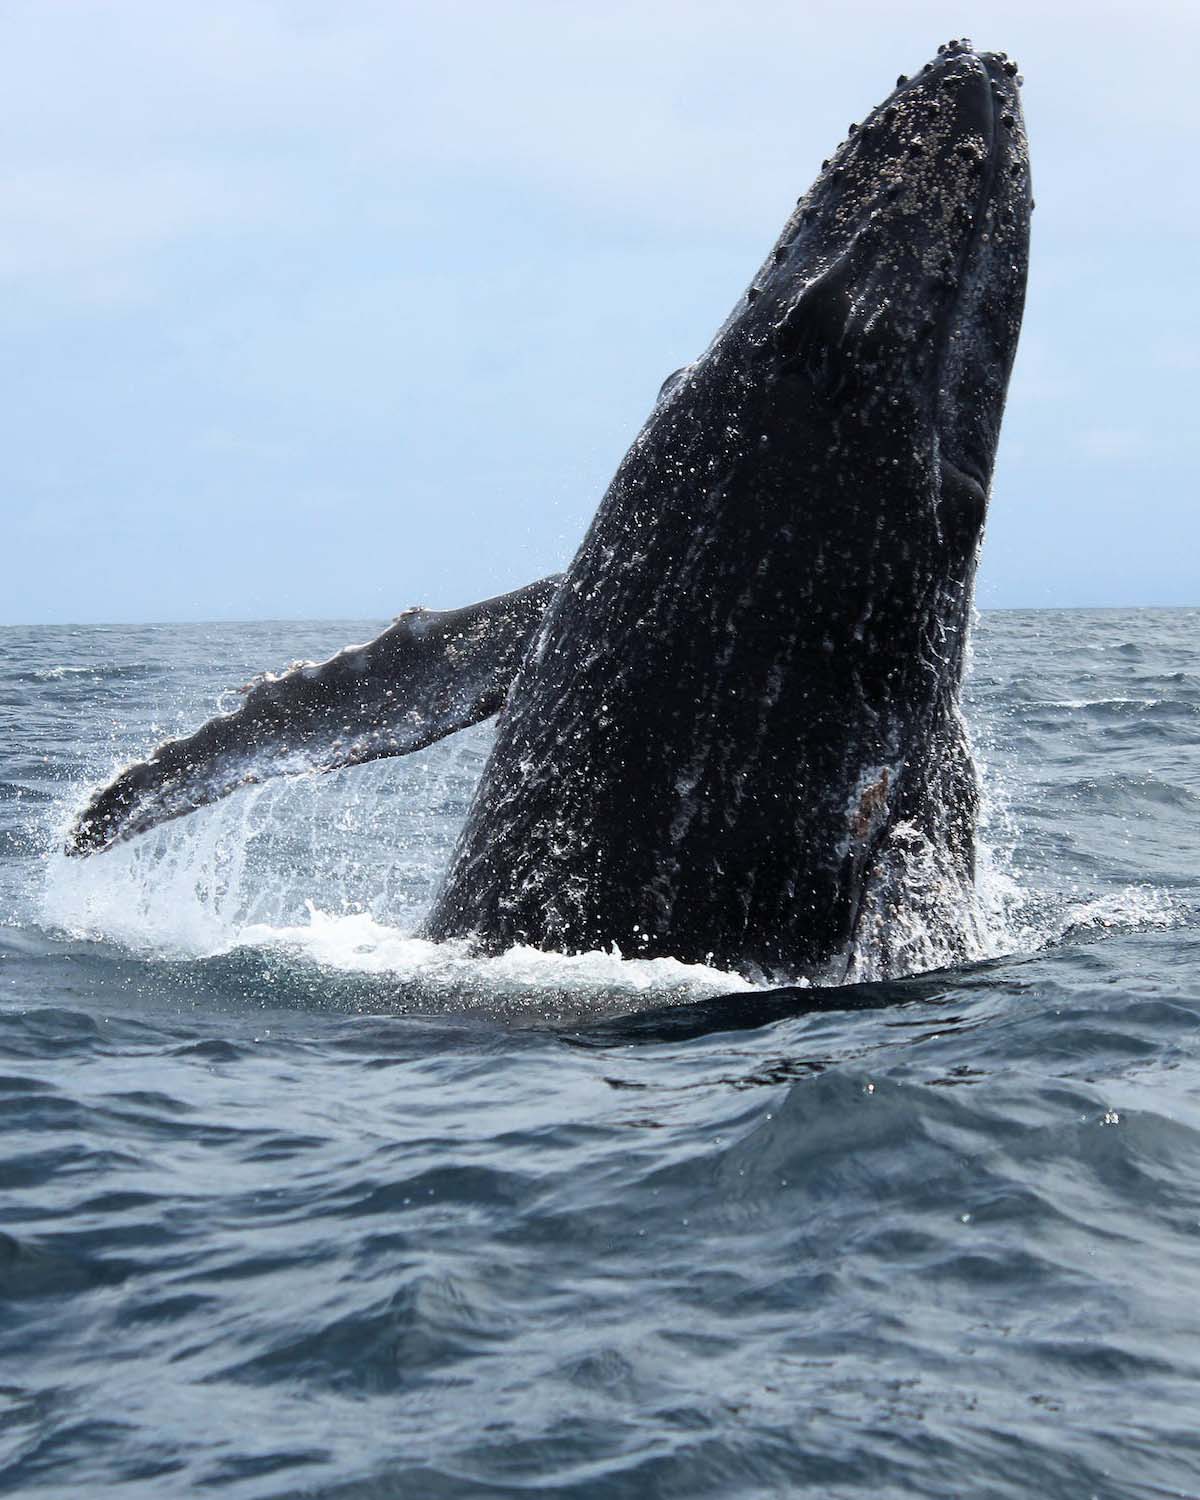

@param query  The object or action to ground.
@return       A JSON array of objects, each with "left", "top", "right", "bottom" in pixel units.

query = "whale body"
[{"left": 70, "top": 41, "right": 1031, "bottom": 983}]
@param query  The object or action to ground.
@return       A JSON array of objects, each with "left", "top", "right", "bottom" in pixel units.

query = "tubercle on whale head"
[{"left": 693, "top": 41, "right": 1031, "bottom": 519}]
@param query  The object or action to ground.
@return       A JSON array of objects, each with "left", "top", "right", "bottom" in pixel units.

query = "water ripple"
[{"left": 1, "top": 611, "right": 1199, "bottom": 1497}]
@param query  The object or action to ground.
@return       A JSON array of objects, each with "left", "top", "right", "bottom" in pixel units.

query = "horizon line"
[{"left": 3, "top": 601, "right": 1198, "bottom": 631}]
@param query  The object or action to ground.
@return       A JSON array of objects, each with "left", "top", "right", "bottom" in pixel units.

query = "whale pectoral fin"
[{"left": 67, "top": 575, "right": 562, "bottom": 855}]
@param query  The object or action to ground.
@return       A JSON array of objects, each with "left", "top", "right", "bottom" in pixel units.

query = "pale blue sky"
[{"left": 2, "top": 0, "right": 1196, "bottom": 624}]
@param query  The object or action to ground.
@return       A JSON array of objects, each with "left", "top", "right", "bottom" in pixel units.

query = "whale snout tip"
[{"left": 912, "top": 40, "right": 1025, "bottom": 95}]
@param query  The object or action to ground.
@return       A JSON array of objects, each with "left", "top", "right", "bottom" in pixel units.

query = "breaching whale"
[{"left": 70, "top": 41, "right": 1031, "bottom": 983}]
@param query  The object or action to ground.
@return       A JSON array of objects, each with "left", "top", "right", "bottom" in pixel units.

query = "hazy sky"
[{"left": 2, "top": 1, "right": 1196, "bottom": 624}]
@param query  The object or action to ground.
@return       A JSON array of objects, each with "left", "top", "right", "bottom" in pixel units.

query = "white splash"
[
  {"left": 40, "top": 759, "right": 754, "bottom": 1010},
  {"left": 39, "top": 698, "right": 1187, "bottom": 1009},
  {"left": 243, "top": 904, "right": 754, "bottom": 1002}
]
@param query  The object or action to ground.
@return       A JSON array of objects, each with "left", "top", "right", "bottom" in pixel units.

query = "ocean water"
[{"left": 2, "top": 607, "right": 1198, "bottom": 1499}]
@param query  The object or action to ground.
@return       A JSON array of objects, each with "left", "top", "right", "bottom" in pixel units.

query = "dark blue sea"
[{"left": 2, "top": 608, "right": 1198, "bottom": 1499}]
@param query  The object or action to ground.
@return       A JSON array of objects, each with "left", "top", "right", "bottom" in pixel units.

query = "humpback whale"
[{"left": 70, "top": 41, "right": 1031, "bottom": 983}]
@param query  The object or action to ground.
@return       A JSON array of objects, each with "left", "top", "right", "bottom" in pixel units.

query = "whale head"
[
  {"left": 691, "top": 39, "right": 1032, "bottom": 630},
  {"left": 430, "top": 42, "right": 1034, "bottom": 978}
]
